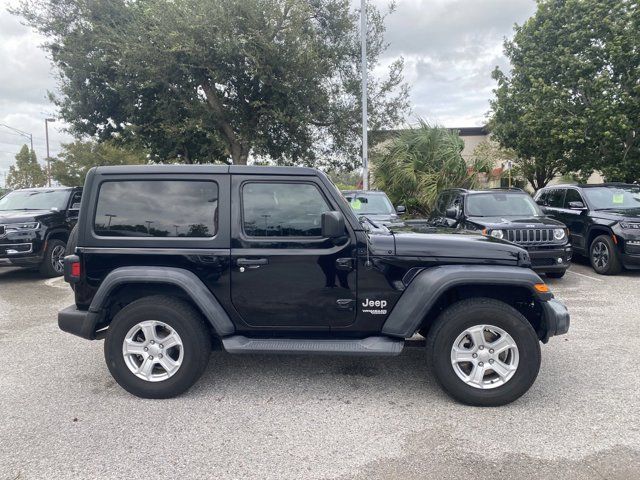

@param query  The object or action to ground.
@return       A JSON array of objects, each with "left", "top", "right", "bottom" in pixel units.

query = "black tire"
[
  {"left": 545, "top": 271, "right": 566, "bottom": 279},
  {"left": 39, "top": 238, "right": 66, "bottom": 277},
  {"left": 104, "top": 295, "right": 212, "bottom": 399},
  {"left": 66, "top": 225, "right": 79, "bottom": 256},
  {"left": 589, "top": 234, "right": 622, "bottom": 275},
  {"left": 426, "top": 298, "right": 541, "bottom": 407}
]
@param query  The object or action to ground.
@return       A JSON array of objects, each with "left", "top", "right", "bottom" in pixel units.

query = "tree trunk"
[{"left": 201, "top": 83, "right": 251, "bottom": 165}]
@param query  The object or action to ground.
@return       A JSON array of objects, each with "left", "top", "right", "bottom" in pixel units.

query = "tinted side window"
[
  {"left": 242, "top": 182, "right": 330, "bottom": 237},
  {"left": 547, "top": 189, "right": 565, "bottom": 208},
  {"left": 69, "top": 191, "right": 82, "bottom": 209},
  {"left": 94, "top": 180, "right": 218, "bottom": 238},
  {"left": 564, "top": 189, "right": 584, "bottom": 207}
]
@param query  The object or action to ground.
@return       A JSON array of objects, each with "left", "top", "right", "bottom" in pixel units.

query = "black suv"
[
  {"left": 342, "top": 190, "right": 406, "bottom": 226},
  {"left": 58, "top": 165, "right": 569, "bottom": 406},
  {"left": 534, "top": 183, "right": 640, "bottom": 275},
  {"left": 0, "top": 187, "right": 82, "bottom": 277},
  {"left": 429, "top": 188, "right": 572, "bottom": 278}
]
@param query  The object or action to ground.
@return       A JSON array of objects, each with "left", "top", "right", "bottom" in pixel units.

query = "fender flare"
[
  {"left": 88, "top": 266, "right": 235, "bottom": 337},
  {"left": 381, "top": 265, "right": 549, "bottom": 338}
]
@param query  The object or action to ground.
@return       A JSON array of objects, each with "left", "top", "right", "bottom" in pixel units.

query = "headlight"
[
  {"left": 4, "top": 222, "right": 40, "bottom": 231},
  {"left": 553, "top": 228, "right": 566, "bottom": 241},
  {"left": 620, "top": 222, "right": 640, "bottom": 230},
  {"left": 490, "top": 230, "right": 504, "bottom": 240}
]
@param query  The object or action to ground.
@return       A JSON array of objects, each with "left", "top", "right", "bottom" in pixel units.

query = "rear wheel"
[
  {"left": 39, "top": 239, "right": 66, "bottom": 277},
  {"left": 426, "top": 298, "right": 541, "bottom": 406},
  {"left": 104, "top": 296, "right": 211, "bottom": 398},
  {"left": 590, "top": 234, "right": 622, "bottom": 275}
]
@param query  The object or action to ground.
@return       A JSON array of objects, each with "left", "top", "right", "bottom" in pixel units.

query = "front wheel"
[
  {"left": 104, "top": 295, "right": 212, "bottom": 399},
  {"left": 426, "top": 298, "right": 541, "bottom": 406},
  {"left": 590, "top": 235, "right": 622, "bottom": 275},
  {"left": 39, "top": 239, "right": 66, "bottom": 277}
]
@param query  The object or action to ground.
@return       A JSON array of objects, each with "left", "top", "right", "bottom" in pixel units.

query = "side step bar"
[{"left": 221, "top": 335, "right": 404, "bottom": 356}]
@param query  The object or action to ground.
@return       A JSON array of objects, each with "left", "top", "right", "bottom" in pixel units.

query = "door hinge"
[
  {"left": 336, "top": 298, "right": 356, "bottom": 311},
  {"left": 335, "top": 257, "right": 355, "bottom": 271}
]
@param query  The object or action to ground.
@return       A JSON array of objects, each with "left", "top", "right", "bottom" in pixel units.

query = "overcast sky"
[{"left": 0, "top": 0, "right": 536, "bottom": 186}]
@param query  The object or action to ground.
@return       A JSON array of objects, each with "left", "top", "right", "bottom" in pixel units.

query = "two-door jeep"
[{"left": 59, "top": 165, "right": 569, "bottom": 406}]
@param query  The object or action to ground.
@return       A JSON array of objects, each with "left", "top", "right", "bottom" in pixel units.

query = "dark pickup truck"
[{"left": 58, "top": 166, "right": 569, "bottom": 406}]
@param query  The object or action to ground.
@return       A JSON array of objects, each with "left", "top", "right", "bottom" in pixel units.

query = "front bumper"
[
  {"left": 527, "top": 245, "right": 572, "bottom": 273},
  {"left": 541, "top": 298, "right": 570, "bottom": 342},
  {"left": 0, "top": 233, "right": 45, "bottom": 266},
  {"left": 58, "top": 305, "right": 103, "bottom": 340}
]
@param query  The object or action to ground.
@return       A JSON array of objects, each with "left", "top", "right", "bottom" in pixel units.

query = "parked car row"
[
  {"left": 342, "top": 182, "right": 640, "bottom": 277},
  {"left": 0, "top": 187, "right": 82, "bottom": 277}
]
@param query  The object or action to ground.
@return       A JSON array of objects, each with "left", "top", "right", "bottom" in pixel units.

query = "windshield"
[
  {"left": 466, "top": 193, "right": 541, "bottom": 217},
  {"left": 344, "top": 193, "right": 395, "bottom": 215},
  {"left": 0, "top": 189, "right": 71, "bottom": 211},
  {"left": 581, "top": 186, "right": 640, "bottom": 210}
]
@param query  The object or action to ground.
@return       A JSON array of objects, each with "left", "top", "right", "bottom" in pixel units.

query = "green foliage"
[
  {"left": 51, "top": 140, "right": 147, "bottom": 187},
  {"left": 15, "top": 0, "right": 409, "bottom": 168},
  {"left": 327, "top": 170, "right": 361, "bottom": 191},
  {"left": 7, "top": 145, "right": 46, "bottom": 189},
  {"left": 491, "top": 0, "right": 640, "bottom": 189},
  {"left": 373, "top": 121, "right": 493, "bottom": 216}
]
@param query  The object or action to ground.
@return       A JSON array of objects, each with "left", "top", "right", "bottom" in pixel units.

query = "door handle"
[{"left": 237, "top": 258, "right": 269, "bottom": 266}]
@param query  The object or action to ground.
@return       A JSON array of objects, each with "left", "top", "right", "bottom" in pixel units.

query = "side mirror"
[
  {"left": 321, "top": 211, "right": 345, "bottom": 238},
  {"left": 568, "top": 201, "right": 586, "bottom": 210},
  {"left": 445, "top": 207, "right": 460, "bottom": 219},
  {"left": 396, "top": 205, "right": 406, "bottom": 214},
  {"left": 70, "top": 203, "right": 81, "bottom": 210},
  {"left": 535, "top": 199, "right": 545, "bottom": 206}
]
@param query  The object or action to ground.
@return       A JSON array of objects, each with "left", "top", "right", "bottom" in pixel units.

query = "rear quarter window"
[{"left": 94, "top": 180, "right": 218, "bottom": 238}]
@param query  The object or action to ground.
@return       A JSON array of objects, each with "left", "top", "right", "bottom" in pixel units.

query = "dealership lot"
[{"left": 0, "top": 262, "right": 639, "bottom": 480}]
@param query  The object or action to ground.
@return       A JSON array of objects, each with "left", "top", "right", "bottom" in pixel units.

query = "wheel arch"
[
  {"left": 88, "top": 267, "right": 235, "bottom": 338},
  {"left": 382, "top": 265, "right": 549, "bottom": 340},
  {"left": 586, "top": 226, "right": 614, "bottom": 250},
  {"left": 45, "top": 228, "right": 70, "bottom": 243}
]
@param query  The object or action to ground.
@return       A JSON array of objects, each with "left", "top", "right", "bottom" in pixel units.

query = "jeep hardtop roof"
[
  {"left": 441, "top": 187, "right": 526, "bottom": 195},
  {"left": 91, "top": 165, "right": 320, "bottom": 176}
]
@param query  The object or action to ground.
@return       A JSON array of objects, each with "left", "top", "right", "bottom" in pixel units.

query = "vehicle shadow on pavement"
[
  {"left": 189, "top": 348, "right": 445, "bottom": 401},
  {"left": 0, "top": 267, "right": 43, "bottom": 283}
]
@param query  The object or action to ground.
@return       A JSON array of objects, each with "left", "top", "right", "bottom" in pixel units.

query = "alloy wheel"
[
  {"left": 592, "top": 241, "right": 609, "bottom": 269},
  {"left": 51, "top": 244, "right": 66, "bottom": 273},
  {"left": 122, "top": 320, "right": 184, "bottom": 382},
  {"left": 450, "top": 324, "right": 519, "bottom": 389}
]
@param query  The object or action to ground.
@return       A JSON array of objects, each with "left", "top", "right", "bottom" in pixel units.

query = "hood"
[
  {"left": 362, "top": 213, "right": 401, "bottom": 226},
  {"left": 591, "top": 207, "right": 640, "bottom": 222},
  {"left": 371, "top": 224, "right": 526, "bottom": 265},
  {"left": 0, "top": 209, "right": 55, "bottom": 224},
  {"left": 465, "top": 215, "right": 565, "bottom": 229}
]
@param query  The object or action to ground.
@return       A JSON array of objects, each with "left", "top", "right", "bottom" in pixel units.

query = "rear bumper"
[
  {"left": 58, "top": 304, "right": 102, "bottom": 340},
  {"left": 527, "top": 245, "right": 572, "bottom": 273},
  {"left": 541, "top": 298, "right": 570, "bottom": 342}
]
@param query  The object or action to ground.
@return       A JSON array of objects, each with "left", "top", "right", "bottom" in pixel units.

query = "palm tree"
[{"left": 373, "top": 120, "right": 492, "bottom": 216}]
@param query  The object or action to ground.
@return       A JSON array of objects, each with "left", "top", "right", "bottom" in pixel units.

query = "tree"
[
  {"left": 490, "top": 0, "right": 640, "bottom": 189},
  {"left": 15, "top": 0, "right": 409, "bottom": 168},
  {"left": 373, "top": 121, "right": 493, "bottom": 216},
  {"left": 51, "top": 140, "right": 147, "bottom": 187},
  {"left": 6, "top": 145, "right": 46, "bottom": 189}
]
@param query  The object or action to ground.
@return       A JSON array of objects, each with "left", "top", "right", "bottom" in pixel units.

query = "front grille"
[
  {"left": 505, "top": 228, "right": 558, "bottom": 246},
  {"left": 531, "top": 257, "right": 557, "bottom": 266}
]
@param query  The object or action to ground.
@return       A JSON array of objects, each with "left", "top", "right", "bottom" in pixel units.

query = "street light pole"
[
  {"left": 45, "top": 118, "right": 56, "bottom": 187},
  {"left": 361, "top": 0, "right": 368, "bottom": 191}
]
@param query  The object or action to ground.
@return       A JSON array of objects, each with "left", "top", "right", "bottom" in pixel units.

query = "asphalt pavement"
[{"left": 0, "top": 260, "right": 639, "bottom": 480}]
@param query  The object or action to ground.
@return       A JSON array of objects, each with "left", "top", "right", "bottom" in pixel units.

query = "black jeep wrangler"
[
  {"left": 534, "top": 183, "right": 640, "bottom": 275},
  {"left": 0, "top": 186, "right": 82, "bottom": 277},
  {"left": 429, "top": 188, "right": 572, "bottom": 278},
  {"left": 59, "top": 166, "right": 569, "bottom": 406}
]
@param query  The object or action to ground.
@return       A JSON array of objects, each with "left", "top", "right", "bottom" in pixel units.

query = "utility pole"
[
  {"left": 45, "top": 118, "right": 56, "bottom": 187},
  {"left": 0, "top": 123, "right": 33, "bottom": 152},
  {"left": 361, "top": 0, "right": 369, "bottom": 191}
]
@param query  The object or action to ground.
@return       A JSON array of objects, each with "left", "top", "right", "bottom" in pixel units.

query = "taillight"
[
  {"left": 71, "top": 261, "right": 81, "bottom": 278},
  {"left": 64, "top": 254, "right": 81, "bottom": 283}
]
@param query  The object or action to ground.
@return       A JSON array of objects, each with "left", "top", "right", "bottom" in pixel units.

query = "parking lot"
[{"left": 0, "top": 261, "right": 639, "bottom": 480}]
